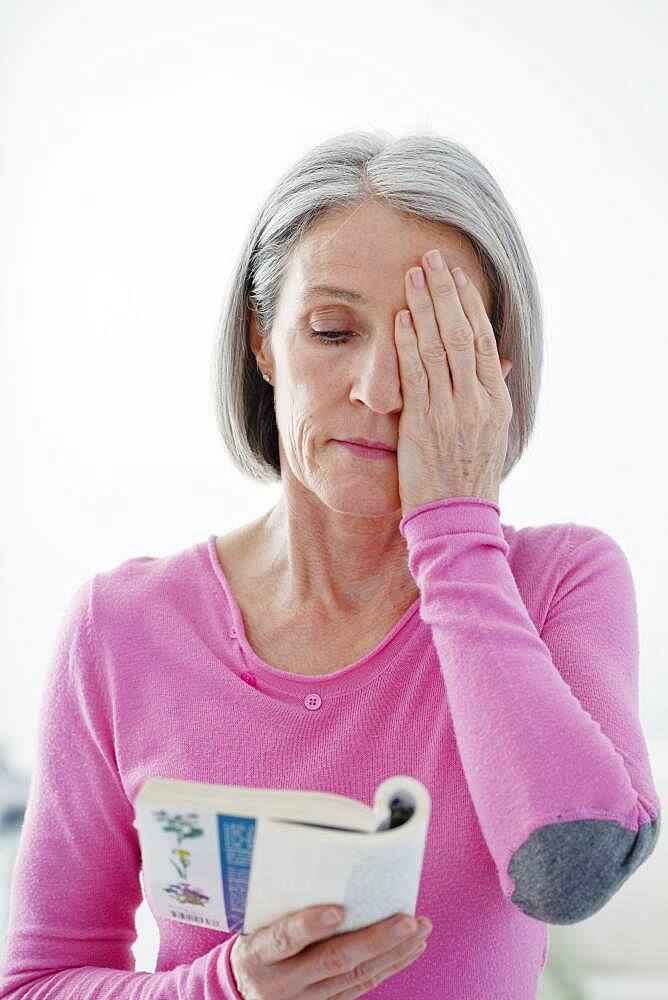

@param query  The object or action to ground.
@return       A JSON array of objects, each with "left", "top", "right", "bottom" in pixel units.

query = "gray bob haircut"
[{"left": 211, "top": 129, "right": 543, "bottom": 485}]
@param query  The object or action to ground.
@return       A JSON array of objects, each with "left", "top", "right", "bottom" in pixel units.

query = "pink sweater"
[{"left": 0, "top": 498, "right": 661, "bottom": 999}]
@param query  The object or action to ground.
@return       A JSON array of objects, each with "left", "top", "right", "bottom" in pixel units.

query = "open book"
[{"left": 133, "top": 774, "right": 431, "bottom": 937}]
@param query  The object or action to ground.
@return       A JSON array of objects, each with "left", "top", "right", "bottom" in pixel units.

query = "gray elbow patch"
[{"left": 508, "top": 811, "right": 661, "bottom": 924}]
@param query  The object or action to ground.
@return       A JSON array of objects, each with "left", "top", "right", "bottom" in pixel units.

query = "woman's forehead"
[{"left": 291, "top": 213, "right": 492, "bottom": 315}]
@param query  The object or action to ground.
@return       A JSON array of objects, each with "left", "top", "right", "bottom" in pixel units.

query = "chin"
[{"left": 323, "top": 490, "right": 402, "bottom": 518}]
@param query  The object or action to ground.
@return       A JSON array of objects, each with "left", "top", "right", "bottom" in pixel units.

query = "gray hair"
[{"left": 211, "top": 129, "right": 543, "bottom": 484}]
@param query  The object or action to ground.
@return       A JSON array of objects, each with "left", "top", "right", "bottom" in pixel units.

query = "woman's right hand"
[{"left": 228, "top": 903, "right": 432, "bottom": 999}]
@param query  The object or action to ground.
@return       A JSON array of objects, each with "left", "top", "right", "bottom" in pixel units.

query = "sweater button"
[
  {"left": 240, "top": 672, "right": 256, "bottom": 687},
  {"left": 304, "top": 693, "right": 322, "bottom": 710},
  {"left": 228, "top": 628, "right": 237, "bottom": 639}
]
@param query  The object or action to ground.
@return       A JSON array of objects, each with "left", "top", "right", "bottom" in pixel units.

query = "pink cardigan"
[{"left": 0, "top": 498, "right": 661, "bottom": 998}]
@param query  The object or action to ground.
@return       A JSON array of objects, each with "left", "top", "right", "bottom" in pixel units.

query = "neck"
[{"left": 255, "top": 496, "right": 419, "bottom": 622}]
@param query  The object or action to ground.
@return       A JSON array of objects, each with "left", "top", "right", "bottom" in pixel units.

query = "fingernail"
[
  {"left": 321, "top": 907, "right": 343, "bottom": 926},
  {"left": 425, "top": 250, "right": 444, "bottom": 271},
  {"left": 392, "top": 917, "right": 417, "bottom": 938},
  {"left": 410, "top": 267, "right": 425, "bottom": 289}
]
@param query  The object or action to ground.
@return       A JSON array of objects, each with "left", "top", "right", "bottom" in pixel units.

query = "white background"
[{"left": 1, "top": 0, "right": 667, "bottom": 985}]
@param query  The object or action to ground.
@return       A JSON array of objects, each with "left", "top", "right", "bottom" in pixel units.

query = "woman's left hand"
[{"left": 394, "top": 249, "right": 513, "bottom": 519}]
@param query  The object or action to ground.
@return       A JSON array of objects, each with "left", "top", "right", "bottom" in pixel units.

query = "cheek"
[
  {"left": 301, "top": 350, "right": 338, "bottom": 374},
  {"left": 283, "top": 398, "right": 329, "bottom": 457}
]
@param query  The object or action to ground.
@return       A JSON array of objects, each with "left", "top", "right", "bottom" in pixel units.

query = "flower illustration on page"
[{"left": 152, "top": 808, "right": 211, "bottom": 909}]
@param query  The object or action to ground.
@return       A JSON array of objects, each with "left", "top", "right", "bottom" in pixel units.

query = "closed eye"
[{"left": 310, "top": 330, "right": 352, "bottom": 346}]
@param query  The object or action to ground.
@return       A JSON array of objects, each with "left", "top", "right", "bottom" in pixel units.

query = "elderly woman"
[{"left": 0, "top": 131, "right": 661, "bottom": 1000}]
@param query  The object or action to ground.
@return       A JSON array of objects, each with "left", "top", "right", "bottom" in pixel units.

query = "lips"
[{"left": 340, "top": 439, "right": 396, "bottom": 452}]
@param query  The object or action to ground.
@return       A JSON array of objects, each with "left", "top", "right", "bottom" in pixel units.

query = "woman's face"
[{"left": 250, "top": 199, "right": 494, "bottom": 518}]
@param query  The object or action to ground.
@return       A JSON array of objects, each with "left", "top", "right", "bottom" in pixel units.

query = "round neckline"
[{"left": 204, "top": 533, "right": 422, "bottom": 697}]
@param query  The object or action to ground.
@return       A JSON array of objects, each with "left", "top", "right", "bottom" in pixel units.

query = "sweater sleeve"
[
  {"left": 0, "top": 579, "right": 236, "bottom": 999},
  {"left": 399, "top": 497, "right": 662, "bottom": 925}
]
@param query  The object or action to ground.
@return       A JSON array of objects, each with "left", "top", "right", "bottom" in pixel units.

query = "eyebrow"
[{"left": 302, "top": 284, "right": 367, "bottom": 304}]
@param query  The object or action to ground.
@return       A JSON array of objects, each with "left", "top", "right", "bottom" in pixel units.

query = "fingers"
[
  {"left": 325, "top": 929, "right": 430, "bottom": 999},
  {"left": 244, "top": 905, "right": 433, "bottom": 1000},
  {"left": 403, "top": 267, "right": 452, "bottom": 395},
  {"left": 296, "top": 912, "right": 431, "bottom": 993},
  {"left": 251, "top": 904, "right": 345, "bottom": 965},
  {"left": 404, "top": 250, "right": 501, "bottom": 395}
]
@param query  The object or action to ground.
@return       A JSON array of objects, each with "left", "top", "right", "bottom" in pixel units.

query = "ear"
[{"left": 248, "top": 301, "right": 271, "bottom": 370}]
